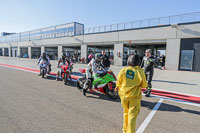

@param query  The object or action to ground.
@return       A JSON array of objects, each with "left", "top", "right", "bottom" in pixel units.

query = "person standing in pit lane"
[{"left": 115, "top": 54, "right": 147, "bottom": 133}]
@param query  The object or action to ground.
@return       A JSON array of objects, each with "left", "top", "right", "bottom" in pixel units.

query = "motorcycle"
[
  {"left": 56, "top": 61, "right": 71, "bottom": 85},
  {"left": 77, "top": 69, "right": 118, "bottom": 99},
  {"left": 39, "top": 59, "right": 50, "bottom": 78}
]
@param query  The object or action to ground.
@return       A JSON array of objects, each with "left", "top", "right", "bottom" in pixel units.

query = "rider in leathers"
[
  {"left": 140, "top": 49, "right": 155, "bottom": 97},
  {"left": 38, "top": 52, "right": 51, "bottom": 75},
  {"left": 57, "top": 53, "right": 71, "bottom": 79},
  {"left": 82, "top": 53, "right": 106, "bottom": 96}
]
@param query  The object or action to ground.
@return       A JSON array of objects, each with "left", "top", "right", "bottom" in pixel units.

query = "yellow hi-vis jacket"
[{"left": 116, "top": 66, "right": 147, "bottom": 99}]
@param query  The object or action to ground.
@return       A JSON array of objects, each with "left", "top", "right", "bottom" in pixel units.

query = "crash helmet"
[
  {"left": 65, "top": 50, "right": 70, "bottom": 58},
  {"left": 42, "top": 52, "right": 46, "bottom": 58},
  {"left": 61, "top": 53, "right": 66, "bottom": 58},
  {"left": 88, "top": 54, "right": 93, "bottom": 59},
  {"left": 95, "top": 53, "right": 102, "bottom": 62}
]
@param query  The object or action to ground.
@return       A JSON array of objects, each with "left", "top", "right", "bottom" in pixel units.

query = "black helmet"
[
  {"left": 42, "top": 52, "right": 46, "bottom": 57},
  {"left": 61, "top": 53, "right": 66, "bottom": 58}
]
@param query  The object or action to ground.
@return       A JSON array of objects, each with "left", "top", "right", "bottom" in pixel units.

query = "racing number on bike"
[{"left": 126, "top": 70, "right": 135, "bottom": 80}]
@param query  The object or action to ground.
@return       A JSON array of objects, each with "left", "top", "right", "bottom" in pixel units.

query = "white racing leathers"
[
  {"left": 38, "top": 56, "right": 51, "bottom": 74},
  {"left": 86, "top": 58, "right": 106, "bottom": 79},
  {"left": 83, "top": 58, "right": 106, "bottom": 90}
]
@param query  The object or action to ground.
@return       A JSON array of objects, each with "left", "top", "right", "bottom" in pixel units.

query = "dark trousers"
[{"left": 145, "top": 74, "right": 153, "bottom": 88}]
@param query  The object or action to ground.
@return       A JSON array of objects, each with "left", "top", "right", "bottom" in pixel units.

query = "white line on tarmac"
[
  {"left": 136, "top": 99, "right": 164, "bottom": 133},
  {"left": 151, "top": 95, "right": 200, "bottom": 107}
]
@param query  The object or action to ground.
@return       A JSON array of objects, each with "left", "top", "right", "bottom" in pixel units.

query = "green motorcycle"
[{"left": 77, "top": 69, "right": 118, "bottom": 99}]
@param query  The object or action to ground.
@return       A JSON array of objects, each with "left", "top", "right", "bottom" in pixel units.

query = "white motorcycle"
[{"left": 39, "top": 59, "right": 50, "bottom": 78}]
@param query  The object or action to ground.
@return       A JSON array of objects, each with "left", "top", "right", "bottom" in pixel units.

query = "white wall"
[
  {"left": 81, "top": 45, "right": 87, "bottom": 60},
  {"left": 58, "top": 46, "right": 63, "bottom": 59},
  {"left": 28, "top": 47, "right": 31, "bottom": 59},
  {"left": 114, "top": 43, "right": 124, "bottom": 66},
  {"left": 41, "top": 46, "right": 45, "bottom": 55},
  {"left": 165, "top": 38, "right": 181, "bottom": 70}
]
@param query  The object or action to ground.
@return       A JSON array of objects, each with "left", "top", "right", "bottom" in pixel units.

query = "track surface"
[{"left": 0, "top": 66, "right": 200, "bottom": 133}]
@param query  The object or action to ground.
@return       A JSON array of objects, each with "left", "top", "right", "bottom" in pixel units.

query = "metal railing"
[
  {"left": 84, "top": 12, "right": 200, "bottom": 34},
  {"left": 1, "top": 12, "right": 200, "bottom": 44}
]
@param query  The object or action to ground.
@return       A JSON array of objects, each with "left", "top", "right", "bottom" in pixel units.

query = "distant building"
[{"left": 1, "top": 32, "right": 16, "bottom": 36}]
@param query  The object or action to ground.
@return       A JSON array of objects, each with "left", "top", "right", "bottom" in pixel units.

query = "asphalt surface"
[{"left": 0, "top": 66, "right": 200, "bottom": 133}]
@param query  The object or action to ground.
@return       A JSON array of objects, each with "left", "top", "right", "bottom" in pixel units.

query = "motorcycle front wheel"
[
  {"left": 77, "top": 77, "right": 86, "bottom": 91},
  {"left": 64, "top": 74, "right": 68, "bottom": 85},
  {"left": 106, "top": 83, "right": 118, "bottom": 99},
  {"left": 42, "top": 69, "right": 45, "bottom": 78},
  {"left": 77, "top": 78, "right": 86, "bottom": 91}
]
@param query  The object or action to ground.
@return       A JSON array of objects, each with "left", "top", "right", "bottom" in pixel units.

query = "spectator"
[{"left": 101, "top": 50, "right": 111, "bottom": 69}]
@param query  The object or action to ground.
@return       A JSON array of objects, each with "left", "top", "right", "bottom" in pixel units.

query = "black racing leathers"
[{"left": 140, "top": 56, "right": 155, "bottom": 88}]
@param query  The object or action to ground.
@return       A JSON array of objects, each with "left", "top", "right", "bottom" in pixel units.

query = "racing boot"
[
  {"left": 56, "top": 71, "right": 60, "bottom": 81},
  {"left": 38, "top": 68, "right": 42, "bottom": 76},
  {"left": 49, "top": 64, "right": 52, "bottom": 72},
  {"left": 143, "top": 87, "right": 148, "bottom": 94},
  {"left": 82, "top": 80, "right": 89, "bottom": 96},
  {"left": 145, "top": 87, "right": 152, "bottom": 97}
]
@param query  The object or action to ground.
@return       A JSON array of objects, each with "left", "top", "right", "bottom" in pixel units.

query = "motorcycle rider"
[
  {"left": 140, "top": 49, "right": 155, "bottom": 97},
  {"left": 82, "top": 53, "right": 106, "bottom": 96},
  {"left": 38, "top": 52, "right": 51, "bottom": 76},
  {"left": 57, "top": 53, "right": 71, "bottom": 79},
  {"left": 57, "top": 53, "right": 67, "bottom": 67},
  {"left": 65, "top": 50, "right": 73, "bottom": 72}
]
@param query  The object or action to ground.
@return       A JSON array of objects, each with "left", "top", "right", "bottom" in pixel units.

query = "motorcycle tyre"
[
  {"left": 105, "top": 84, "right": 118, "bottom": 99},
  {"left": 42, "top": 69, "right": 45, "bottom": 78},
  {"left": 64, "top": 74, "right": 68, "bottom": 85}
]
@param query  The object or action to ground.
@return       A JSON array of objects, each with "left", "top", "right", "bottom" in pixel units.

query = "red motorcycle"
[{"left": 56, "top": 62, "right": 71, "bottom": 85}]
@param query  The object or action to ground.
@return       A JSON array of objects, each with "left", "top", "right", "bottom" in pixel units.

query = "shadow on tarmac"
[
  {"left": 153, "top": 80, "right": 197, "bottom": 86},
  {"left": 86, "top": 94, "right": 200, "bottom": 116},
  {"left": 72, "top": 72, "right": 83, "bottom": 77},
  {"left": 85, "top": 91, "right": 121, "bottom": 102},
  {"left": 85, "top": 91, "right": 200, "bottom": 115},
  {"left": 45, "top": 75, "right": 77, "bottom": 87},
  {"left": 141, "top": 100, "right": 200, "bottom": 116}
]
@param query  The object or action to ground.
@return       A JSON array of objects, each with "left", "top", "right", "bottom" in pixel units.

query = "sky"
[{"left": 0, "top": 0, "right": 200, "bottom": 33}]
